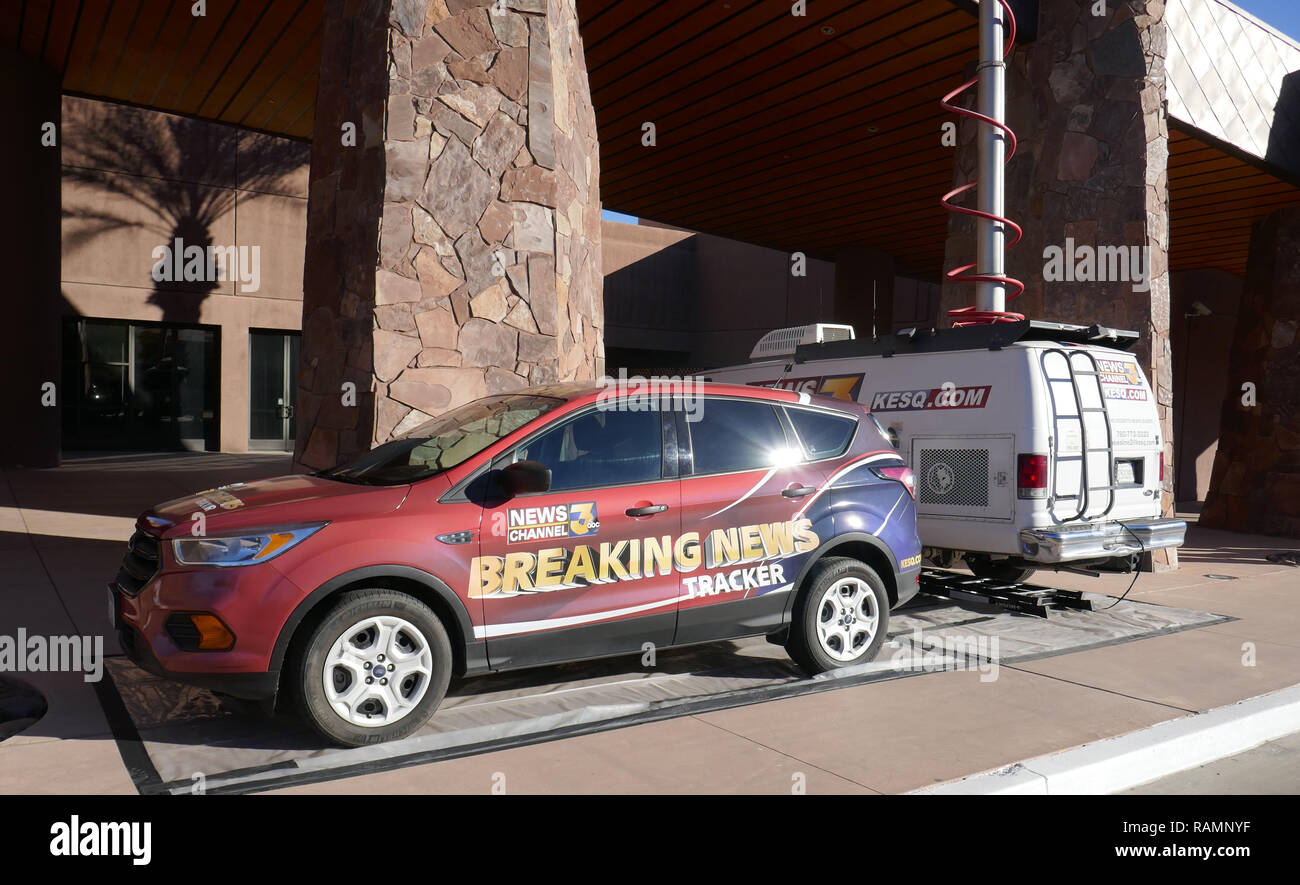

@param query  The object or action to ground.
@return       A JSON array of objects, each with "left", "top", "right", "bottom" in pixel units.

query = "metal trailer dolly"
[{"left": 917, "top": 569, "right": 1095, "bottom": 618}]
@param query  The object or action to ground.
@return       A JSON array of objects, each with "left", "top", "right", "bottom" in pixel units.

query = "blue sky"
[{"left": 1232, "top": 0, "right": 1300, "bottom": 42}]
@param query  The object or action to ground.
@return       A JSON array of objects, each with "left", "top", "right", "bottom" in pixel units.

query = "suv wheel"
[
  {"left": 295, "top": 589, "right": 452, "bottom": 746},
  {"left": 786, "top": 557, "right": 890, "bottom": 675}
]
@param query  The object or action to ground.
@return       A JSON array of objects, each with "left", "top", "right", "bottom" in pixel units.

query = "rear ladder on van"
[{"left": 1041, "top": 349, "right": 1117, "bottom": 523}]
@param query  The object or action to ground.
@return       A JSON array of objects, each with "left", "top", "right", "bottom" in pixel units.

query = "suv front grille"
[{"left": 115, "top": 529, "right": 161, "bottom": 597}]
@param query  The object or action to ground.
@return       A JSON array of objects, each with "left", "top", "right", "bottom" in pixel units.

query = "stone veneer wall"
[
  {"left": 939, "top": 0, "right": 1177, "bottom": 550},
  {"left": 296, "top": 0, "right": 602, "bottom": 471},
  {"left": 1200, "top": 207, "right": 1300, "bottom": 537}
]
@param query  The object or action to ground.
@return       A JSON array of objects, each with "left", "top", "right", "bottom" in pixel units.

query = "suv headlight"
[{"left": 172, "top": 524, "right": 326, "bottom": 567}]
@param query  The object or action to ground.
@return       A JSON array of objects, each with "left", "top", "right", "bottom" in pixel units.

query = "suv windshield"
[{"left": 320, "top": 394, "right": 563, "bottom": 485}]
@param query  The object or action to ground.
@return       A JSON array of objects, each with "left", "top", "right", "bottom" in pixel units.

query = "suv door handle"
[
  {"left": 781, "top": 485, "right": 817, "bottom": 498},
  {"left": 626, "top": 504, "right": 668, "bottom": 517}
]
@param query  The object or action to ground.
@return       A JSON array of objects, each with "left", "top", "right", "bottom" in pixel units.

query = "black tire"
[
  {"left": 785, "top": 557, "right": 891, "bottom": 675},
  {"left": 294, "top": 589, "right": 452, "bottom": 746},
  {"left": 966, "top": 556, "right": 1036, "bottom": 584}
]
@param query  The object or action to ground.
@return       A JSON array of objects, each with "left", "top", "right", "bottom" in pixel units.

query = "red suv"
[{"left": 110, "top": 382, "right": 921, "bottom": 745}]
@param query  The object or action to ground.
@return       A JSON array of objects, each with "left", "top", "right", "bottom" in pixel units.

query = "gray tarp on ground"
[{"left": 103, "top": 592, "right": 1230, "bottom": 793}]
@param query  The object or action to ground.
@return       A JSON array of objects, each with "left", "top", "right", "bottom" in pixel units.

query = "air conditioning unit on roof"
[{"left": 749, "top": 323, "right": 856, "bottom": 361}]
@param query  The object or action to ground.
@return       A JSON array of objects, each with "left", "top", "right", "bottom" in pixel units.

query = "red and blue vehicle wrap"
[{"left": 109, "top": 383, "right": 922, "bottom": 699}]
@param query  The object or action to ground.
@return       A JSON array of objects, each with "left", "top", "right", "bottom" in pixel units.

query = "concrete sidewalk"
[
  {"left": 0, "top": 453, "right": 1297, "bottom": 794},
  {"left": 0, "top": 453, "right": 291, "bottom": 794}
]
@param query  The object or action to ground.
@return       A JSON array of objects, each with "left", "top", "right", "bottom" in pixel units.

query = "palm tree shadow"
[{"left": 61, "top": 101, "right": 306, "bottom": 326}]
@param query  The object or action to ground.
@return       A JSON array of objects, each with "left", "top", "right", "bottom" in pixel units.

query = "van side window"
[
  {"left": 786, "top": 407, "right": 857, "bottom": 459},
  {"left": 515, "top": 408, "right": 662, "bottom": 491},
  {"left": 688, "top": 399, "right": 790, "bottom": 474}
]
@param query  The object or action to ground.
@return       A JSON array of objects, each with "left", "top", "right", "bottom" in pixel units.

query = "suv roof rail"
[{"left": 791, "top": 319, "right": 1139, "bottom": 361}]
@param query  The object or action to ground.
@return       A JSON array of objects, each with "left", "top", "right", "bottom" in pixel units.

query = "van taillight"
[
  {"left": 1159, "top": 451, "right": 1164, "bottom": 483},
  {"left": 1017, "top": 454, "right": 1048, "bottom": 499},
  {"left": 872, "top": 465, "right": 915, "bottom": 499}
]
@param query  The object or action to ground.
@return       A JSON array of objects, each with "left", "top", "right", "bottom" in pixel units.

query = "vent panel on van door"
[
  {"left": 917, "top": 448, "right": 989, "bottom": 507},
  {"left": 910, "top": 435, "right": 1014, "bottom": 522}
]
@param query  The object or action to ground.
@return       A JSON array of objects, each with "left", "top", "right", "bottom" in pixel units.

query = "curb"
[{"left": 914, "top": 683, "right": 1300, "bottom": 794}]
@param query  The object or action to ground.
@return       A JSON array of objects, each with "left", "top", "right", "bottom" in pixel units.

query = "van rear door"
[
  {"left": 1040, "top": 347, "right": 1162, "bottom": 524},
  {"left": 1092, "top": 351, "right": 1164, "bottom": 522}
]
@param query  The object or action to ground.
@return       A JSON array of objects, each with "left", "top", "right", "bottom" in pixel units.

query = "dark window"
[
  {"left": 61, "top": 318, "right": 219, "bottom": 452},
  {"left": 786, "top": 407, "right": 857, "bottom": 459},
  {"left": 688, "top": 399, "right": 790, "bottom": 474},
  {"left": 515, "top": 408, "right": 662, "bottom": 491}
]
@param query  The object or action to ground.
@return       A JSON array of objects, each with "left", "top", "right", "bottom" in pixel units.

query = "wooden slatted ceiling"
[
  {"left": 7, "top": 0, "right": 321, "bottom": 139},
  {"left": 6, "top": 0, "right": 968, "bottom": 275},
  {"left": 578, "top": 0, "right": 977, "bottom": 278},
  {"left": 11, "top": 1, "right": 1289, "bottom": 282},
  {"left": 1169, "top": 124, "right": 1300, "bottom": 278}
]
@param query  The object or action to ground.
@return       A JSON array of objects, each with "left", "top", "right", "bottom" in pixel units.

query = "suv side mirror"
[{"left": 501, "top": 460, "right": 551, "bottom": 495}]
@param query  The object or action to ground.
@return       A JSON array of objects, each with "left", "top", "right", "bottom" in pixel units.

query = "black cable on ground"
[{"left": 1099, "top": 523, "right": 1147, "bottom": 610}]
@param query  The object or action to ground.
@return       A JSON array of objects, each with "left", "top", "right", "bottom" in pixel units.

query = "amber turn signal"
[{"left": 190, "top": 614, "right": 235, "bottom": 651}]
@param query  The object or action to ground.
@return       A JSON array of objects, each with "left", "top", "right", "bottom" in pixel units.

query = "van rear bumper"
[{"left": 1018, "top": 517, "right": 1186, "bottom": 563}]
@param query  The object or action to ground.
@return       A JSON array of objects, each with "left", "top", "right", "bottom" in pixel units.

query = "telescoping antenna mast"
[
  {"left": 940, "top": 0, "right": 1024, "bottom": 326},
  {"left": 976, "top": 0, "right": 1007, "bottom": 317}
]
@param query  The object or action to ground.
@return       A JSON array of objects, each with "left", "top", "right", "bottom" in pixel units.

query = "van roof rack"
[{"left": 792, "top": 319, "right": 1138, "bottom": 361}]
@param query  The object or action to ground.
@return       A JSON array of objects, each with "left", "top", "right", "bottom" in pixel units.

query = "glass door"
[{"left": 249, "top": 330, "right": 299, "bottom": 452}]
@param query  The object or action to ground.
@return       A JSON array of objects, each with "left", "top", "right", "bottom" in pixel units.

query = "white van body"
[{"left": 705, "top": 322, "right": 1186, "bottom": 574}]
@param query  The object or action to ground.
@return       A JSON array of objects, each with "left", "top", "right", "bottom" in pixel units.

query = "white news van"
[{"left": 705, "top": 320, "right": 1186, "bottom": 582}]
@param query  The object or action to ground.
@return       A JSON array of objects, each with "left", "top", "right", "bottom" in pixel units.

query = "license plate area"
[{"left": 1113, "top": 458, "right": 1144, "bottom": 487}]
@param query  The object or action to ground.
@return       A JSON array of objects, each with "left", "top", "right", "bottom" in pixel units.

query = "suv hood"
[{"left": 140, "top": 473, "right": 422, "bottom": 538}]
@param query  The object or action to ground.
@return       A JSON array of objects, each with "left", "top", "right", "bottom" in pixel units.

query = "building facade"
[
  {"left": 59, "top": 96, "right": 309, "bottom": 454},
  {"left": 0, "top": 0, "right": 1296, "bottom": 536}
]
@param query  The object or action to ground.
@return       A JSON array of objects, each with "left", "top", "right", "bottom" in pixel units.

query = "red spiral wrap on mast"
[{"left": 941, "top": 0, "right": 1024, "bottom": 326}]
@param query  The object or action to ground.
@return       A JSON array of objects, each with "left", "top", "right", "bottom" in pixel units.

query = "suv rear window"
[
  {"left": 688, "top": 398, "right": 790, "bottom": 474},
  {"left": 785, "top": 407, "right": 857, "bottom": 459}
]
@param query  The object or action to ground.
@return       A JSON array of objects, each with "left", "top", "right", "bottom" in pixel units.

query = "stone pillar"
[
  {"left": 0, "top": 51, "right": 61, "bottom": 467},
  {"left": 296, "top": 0, "right": 602, "bottom": 471},
  {"left": 833, "top": 246, "right": 894, "bottom": 338},
  {"left": 1200, "top": 207, "right": 1300, "bottom": 537},
  {"left": 939, "top": 0, "right": 1176, "bottom": 555}
]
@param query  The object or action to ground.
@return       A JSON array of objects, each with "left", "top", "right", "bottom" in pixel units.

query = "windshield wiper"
[{"left": 318, "top": 471, "right": 377, "bottom": 485}]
